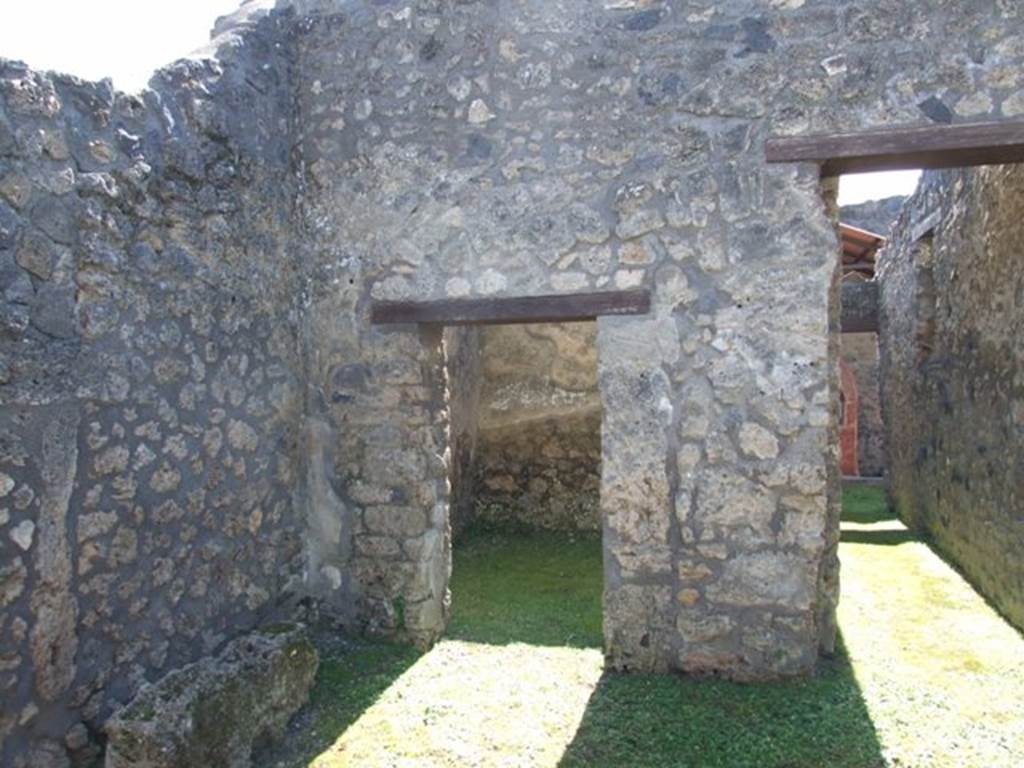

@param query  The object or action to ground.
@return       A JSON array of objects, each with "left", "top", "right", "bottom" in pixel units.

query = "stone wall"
[
  {"left": 2, "top": 5, "right": 1023, "bottom": 755},
  {"left": 445, "top": 326, "right": 482, "bottom": 537},
  {"left": 840, "top": 196, "right": 906, "bottom": 236},
  {"left": 0, "top": 6, "right": 306, "bottom": 765},
  {"left": 286, "top": 0, "right": 1024, "bottom": 679},
  {"left": 878, "top": 164, "right": 1024, "bottom": 630},
  {"left": 473, "top": 322, "right": 600, "bottom": 532},
  {"left": 840, "top": 332, "right": 885, "bottom": 477}
]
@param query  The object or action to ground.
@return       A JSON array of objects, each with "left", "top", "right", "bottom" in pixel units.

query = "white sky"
[
  {"left": 0, "top": 1, "right": 244, "bottom": 93},
  {"left": 838, "top": 170, "right": 921, "bottom": 206},
  {"left": 0, "top": 2, "right": 921, "bottom": 207}
]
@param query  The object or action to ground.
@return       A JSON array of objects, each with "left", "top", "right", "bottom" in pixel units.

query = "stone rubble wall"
[
  {"left": 472, "top": 322, "right": 601, "bottom": 532},
  {"left": 878, "top": 164, "right": 1024, "bottom": 630},
  {"left": 1, "top": 7, "right": 1023, "bottom": 760},
  {"left": 840, "top": 197, "right": 906, "bottom": 237},
  {"left": 285, "top": 0, "right": 1024, "bottom": 679},
  {"left": 840, "top": 332, "right": 885, "bottom": 477},
  {"left": 445, "top": 326, "right": 482, "bottom": 538},
  {"left": 0, "top": 5, "right": 307, "bottom": 765},
  {"left": 104, "top": 624, "right": 318, "bottom": 768}
]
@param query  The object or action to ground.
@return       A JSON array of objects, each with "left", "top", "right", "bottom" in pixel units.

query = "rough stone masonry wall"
[
  {"left": 3, "top": 8, "right": 1016, "bottom": 749},
  {"left": 473, "top": 322, "right": 601, "bottom": 532},
  {"left": 0, "top": 6, "right": 305, "bottom": 765},
  {"left": 879, "top": 164, "right": 1024, "bottom": 630},
  {"left": 840, "top": 331, "right": 885, "bottom": 477},
  {"left": 288, "top": 0, "right": 1024, "bottom": 678},
  {"left": 287, "top": 0, "right": 1024, "bottom": 678},
  {"left": 444, "top": 325, "right": 482, "bottom": 538}
]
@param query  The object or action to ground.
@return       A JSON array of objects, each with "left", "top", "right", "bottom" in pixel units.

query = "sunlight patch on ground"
[
  {"left": 838, "top": 517, "right": 1024, "bottom": 767},
  {"left": 308, "top": 639, "right": 604, "bottom": 768},
  {"left": 269, "top": 511, "right": 1024, "bottom": 767}
]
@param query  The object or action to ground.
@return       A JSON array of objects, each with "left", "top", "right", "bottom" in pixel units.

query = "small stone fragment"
[
  {"left": 739, "top": 422, "right": 780, "bottom": 460},
  {"left": 468, "top": 99, "right": 495, "bottom": 124},
  {"left": 10, "top": 519, "right": 35, "bottom": 551}
]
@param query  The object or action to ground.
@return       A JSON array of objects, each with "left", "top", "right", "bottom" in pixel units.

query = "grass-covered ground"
[{"left": 262, "top": 489, "right": 1024, "bottom": 768}]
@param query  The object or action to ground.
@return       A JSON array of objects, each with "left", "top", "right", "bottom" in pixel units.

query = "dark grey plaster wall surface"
[{"left": 878, "top": 164, "right": 1024, "bottom": 630}]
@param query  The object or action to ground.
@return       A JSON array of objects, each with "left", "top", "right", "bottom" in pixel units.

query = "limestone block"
[
  {"left": 705, "top": 553, "right": 816, "bottom": 611},
  {"left": 105, "top": 625, "right": 318, "bottom": 768}
]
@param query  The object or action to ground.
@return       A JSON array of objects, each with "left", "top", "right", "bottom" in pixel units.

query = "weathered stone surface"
[
  {"left": 467, "top": 322, "right": 601, "bottom": 532},
  {"left": 738, "top": 423, "right": 780, "bottom": 460},
  {"left": 0, "top": 556, "right": 27, "bottom": 607},
  {"left": 1, "top": 3, "right": 1022, "bottom": 761},
  {"left": 105, "top": 625, "right": 318, "bottom": 768},
  {"left": 0, "top": 8, "right": 306, "bottom": 763},
  {"left": 30, "top": 407, "right": 79, "bottom": 702},
  {"left": 9, "top": 519, "right": 34, "bottom": 550},
  {"left": 706, "top": 553, "right": 816, "bottom": 610},
  {"left": 879, "top": 164, "right": 1024, "bottom": 630}
]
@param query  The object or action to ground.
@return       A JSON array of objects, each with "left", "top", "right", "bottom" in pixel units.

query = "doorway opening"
[{"left": 444, "top": 320, "right": 603, "bottom": 649}]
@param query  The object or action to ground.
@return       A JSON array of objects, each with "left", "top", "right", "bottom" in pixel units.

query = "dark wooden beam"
[
  {"left": 370, "top": 289, "right": 651, "bottom": 326},
  {"left": 766, "top": 120, "right": 1024, "bottom": 175}
]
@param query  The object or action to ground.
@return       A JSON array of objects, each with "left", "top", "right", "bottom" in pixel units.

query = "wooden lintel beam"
[
  {"left": 370, "top": 288, "right": 651, "bottom": 326},
  {"left": 766, "top": 119, "right": 1024, "bottom": 175}
]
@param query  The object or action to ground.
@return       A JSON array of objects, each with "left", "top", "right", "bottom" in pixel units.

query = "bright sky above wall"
[
  {"left": 838, "top": 170, "right": 921, "bottom": 206},
  {"left": 0, "top": 1, "right": 242, "bottom": 93},
  {"left": 0, "top": 1, "right": 920, "bottom": 206}
]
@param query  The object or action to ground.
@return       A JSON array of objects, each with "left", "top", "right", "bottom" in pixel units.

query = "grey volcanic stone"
[
  {"left": 879, "top": 164, "right": 1024, "bottom": 630},
  {"left": 840, "top": 196, "right": 907, "bottom": 237},
  {"left": 1, "top": 1, "right": 1023, "bottom": 761},
  {"left": 105, "top": 625, "right": 318, "bottom": 768}
]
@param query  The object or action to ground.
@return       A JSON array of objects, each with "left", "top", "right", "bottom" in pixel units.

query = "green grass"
[
  {"left": 449, "top": 526, "right": 884, "bottom": 767},
  {"left": 259, "top": 638, "right": 421, "bottom": 766},
  {"left": 840, "top": 484, "right": 895, "bottom": 524},
  {"left": 264, "top": 486, "right": 1024, "bottom": 767},
  {"left": 447, "top": 526, "right": 604, "bottom": 648},
  {"left": 560, "top": 646, "right": 882, "bottom": 768}
]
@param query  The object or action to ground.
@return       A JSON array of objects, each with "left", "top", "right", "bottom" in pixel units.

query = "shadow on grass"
[
  {"left": 840, "top": 527, "right": 918, "bottom": 546},
  {"left": 840, "top": 485, "right": 921, "bottom": 546},
  {"left": 256, "top": 636, "right": 421, "bottom": 768},
  {"left": 264, "top": 504, "right": 893, "bottom": 767},
  {"left": 841, "top": 484, "right": 898, "bottom": 525},
  {"left": 559, "top": 633, "right": 886, "bottom": 768}
]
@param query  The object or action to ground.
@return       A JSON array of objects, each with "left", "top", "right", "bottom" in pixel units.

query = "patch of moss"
[{"left": 392, "top": 597, "right": 405, "bottom": 631}]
